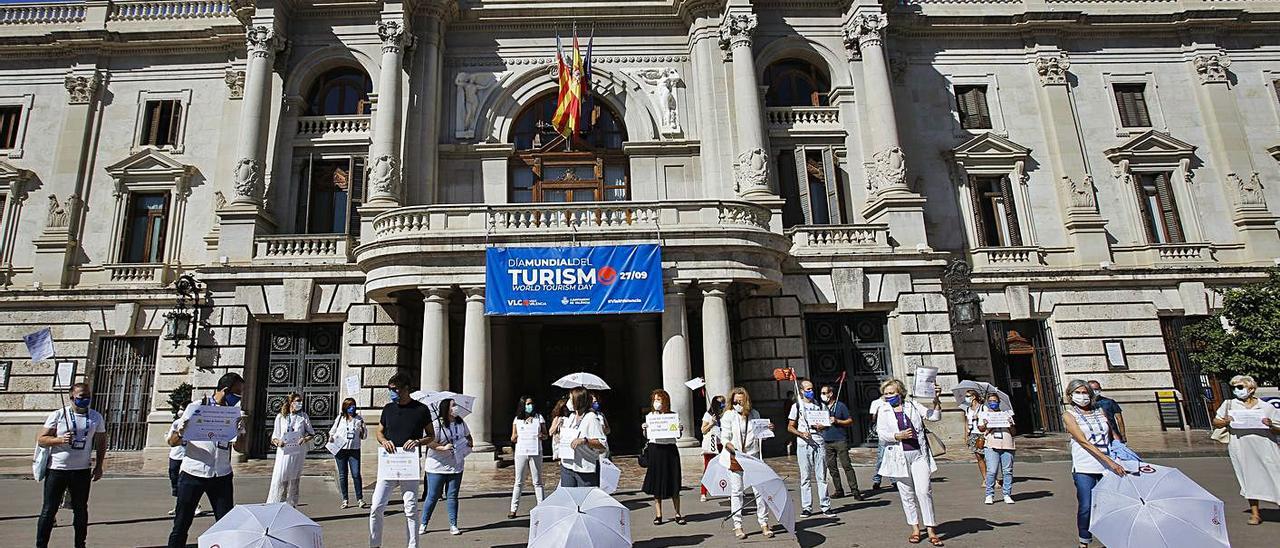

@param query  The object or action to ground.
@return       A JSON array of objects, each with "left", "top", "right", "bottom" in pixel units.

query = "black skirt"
[{"left": 641, "top": 443, "right": 682, "bottom": 498}]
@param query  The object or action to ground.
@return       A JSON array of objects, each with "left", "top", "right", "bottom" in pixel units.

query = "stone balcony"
[
  {"left": 788, "top": 224, "right": 892, "bottom": 256},
  {"left": 355, "top": 200, "right": 792, "bottom": 297},
  {"left": 1113, "top": 242, "right": 1216, "bottom": 267},
  {"left": 254, "top": 234, "right": 353, "bottom": 265},
  {"left": 764, "top": 107, "right": 843, "bottom": 137},
  {"left": 0, "top": 1, "right": 245, "bottom": 32},
  {"left": 971, "top": 246, "right": 1047, "bottom": 270},
  {"left": 101, "top": 263, "right": 172, "bottom": 287},
  {"left": 0, "top": 3, "right": 85, "bottom": 25},
  {"left": 294, "top": 115, "right": 372, "bottom": 144}
]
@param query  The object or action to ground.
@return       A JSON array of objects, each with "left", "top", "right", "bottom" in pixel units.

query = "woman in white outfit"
[
  {"left": 874, "top": 378, "right": 944, "bottom": 546},
  {"left": 329, "top": 397, "right": 366, "bottom": 509},
  {"left": 268, "top": 392, "right": 314, "bottom": 506},
  {"left": 1212, "top": 374, "right": 1280, "bottom": 525},
  {"left": 720, "top": 386, "right": 775, "bottom": 540},
  {"left": 508, "top": 395, "right": 547, "bottom": 518}
]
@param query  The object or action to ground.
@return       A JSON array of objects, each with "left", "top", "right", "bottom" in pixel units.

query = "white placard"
[
  {"left": 750, "top": 418, "right": 774, "bottom": 440},
  {"left": 53, "top": 361, "right": 76, "bottom": 390},
  {"left": 345, "top": 375, "right": 361, "bottom": 397},
  {"left": 1229, "top": 409, "right": 1269, "bottom": 430},
  {"left": 324, "top": 436, "right": 345, "bottom": 455},
  {"left": 281, "top": 429, "right": 303, "bottom": 447},
  {"left": 558, "top": 426, "right": 579, "bottom": 460},
  {"left": 516, "top": 422, "right": 541, "bottom": 456},
  {"left": 684, "top": 377, "right": 706, "bottom": 391},
  {"left": 182, "top": 405, "right": 241, "bottom": 443},
  {"left": 645, "top": 413, "right": 680, "bottom": 441},
  {"left": 378, "top": 448, "right": 420, "bottom": 480},
  {"left": 914, "top": 367, "right": 939, "bottom": 398},
  {"left": 25, "top": 328, "right": 55, "bottom": 362},
  {"left": 803, "top": 409, "right": 832, "bottom": 428},
  {"left": 598, "top": 457, "right": 620, "bottom": 494},
  {"left": 982, "top": 411, "right": 1012, "bottom": 428}
]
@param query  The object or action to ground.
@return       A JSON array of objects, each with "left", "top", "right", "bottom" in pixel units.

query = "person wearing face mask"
[
  {"left": 1061, "top": 379, "right": 1127, "bottom": 548},
  {"left": 559, "top": 387, "right": 609, "bottom": 487},
  {"left": 875, "top": 378, "right": 944, "bottom": 546},
  {"left": 1212, "top": 375, "right": 1280, "bottom": 525},
  {"left": 720, "top": 387, "right": 776, "bottom": 539},
  {"left": 820, "top": 385, "right": 861, "bottom": 500},
  {"left": 508, "top": 395, "right": 547, "bottom": 518},
  {"left": 1086, "top": 380, "right": 1126, "bottom": 443},
  {"left": 976, "top": 393, "right": 1016, "bottom": 504},
  {"left": 330, "top": 397, "right": 367, "bottom": 509},
  {"left": 167, "top": 373, "right": 248, "bottom": 548},
  {"left": 787, "top": 378, "right": 832, "bottom": 517},
  {"left": 267, "top": 392, "right": 315, "bottom": 506},
  {"left": 641, "top": 389, "right": 686, "bottom": 525},
  {"left": 961, "top": 390, "right": 988, "bottom": 487},
  {"left": 699, "top": 395, "right": 727, "bottom": 502},
  {"left": 592, "top": 394, "right": 612, "bottom": 437},
  {"left": 420, "top": 398, "right": 472, "bottom": 535},
  {"left": 35, "top": 382, "right": 107, "bottom": 548},
  {"left": 369, "top": 372, "right": 434, "bottom": 548},
  {"left": 164, "top": 394, "right": 204, "bottom": 518}
]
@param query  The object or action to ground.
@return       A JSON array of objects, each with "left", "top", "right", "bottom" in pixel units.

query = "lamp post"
[{"left": 164, "top": 274, "right": 205, "bottom": 359}]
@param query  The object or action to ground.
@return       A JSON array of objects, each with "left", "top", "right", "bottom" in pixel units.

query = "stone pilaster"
[
  {"left": 719, "top": 10, "right": 773, "bottom": 200},
  {"left": 461, "top": 287, "right": 493, "bottom": 452},
  {"left": 661, "top": 282, "right": 698, "bottom": 447},
  {"left": 32, "top": 71, "right": 100, "bottom": 288}
]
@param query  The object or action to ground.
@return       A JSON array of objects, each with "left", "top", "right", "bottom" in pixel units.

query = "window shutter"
[
  {"left": 968, "top": 176, "right": 988, "bottom": 247},
  {"left": 1131, "top": 89, "right": 1151, "bottom": 127},
  {"left": 1154, "top": 172, "right": 1184, "bottom": 243},
  {"left": 1133, "top": 176, "right": 1159, "bottom": 244},
  {"left": 1114, "top": 85, "right": 1151, "bottom": 128},
  {"left": 166, "top": 101, "right": 182, "bottom": 147},
  {"left": 956, "top": 87, "right": 976, "bottom": 129},
  {"left": 153, "top": 193, "right": 170, "bottom": 262},
  {"left": 348, "top": 156, "right": 366, "bottom": 238},
  {"left": 999, "top": 175, "right": 1022, "bottom": 246},
  {"left": 974, "top": 87, "right": 992, "bottom": 130},
  {"left": 821, "top": 147, "right": 842, "bottom": 224},
  {"left": 794, "top": 147, "right": 812, "bottom": 224},
  {"left": 144, "top": 101, "right": 161, "bottom": 145}
]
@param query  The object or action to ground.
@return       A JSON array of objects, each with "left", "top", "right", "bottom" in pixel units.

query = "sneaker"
[
  {"left": 341, "top": 500, "right": 350, "bottom": 509},
  {"left": 734, "top": 527, "right": 747, "bottom": 540},
  {"left": 450, "top": 526, "right": 461, "bottom": 536},
  {"left": 761, "top": 524, "right": 775, "bottom": 538},
  {"left": 417, "top": 524, "right": 427, "bottom": 535},
  {"left": 357, "top": 499, "right": 368, "bottom": 509},
  {"left": 194, "top": 505, "right": 205, "bottom": 516},
  {"left": 800, "top": 509, "right": 812, "bottom": 518},
  {"left": 700, "top": 494, "right": 707, "bottom": 503},
  {"left": 508, "top": 510, "right": 517, "bottom": 519},
  {"left": 167, "top": 508, "right": 176, "bottom": 516},
  {"left": 820, "top": 509, "right": 836, "bottom": 518},
  {"left": 1004, "top": 495, "right": 1015, "bottom": 505},
  {"left": 984, "top": 495, "right": 994, "bottom": 505},
  {"left": 833, "top": 491, "right": 846, "bottom": 498},
  {"left": 871, "top": 482, "right": 881, "bottom": 490}
]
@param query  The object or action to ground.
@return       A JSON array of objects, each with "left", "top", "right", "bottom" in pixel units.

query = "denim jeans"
[
  {"left": 983, "top": 448, "right": 1014, "bottom": 497},
  {"left": 872, "top": 443, "right": 894, "bottom": 485},
  {"left": 421, "top": 472, "right": 462, "bottom": 528},
  {"left": 797, "top": 439, "right": 830, "bottom": 511},
  {"left": 560, "top": 466, "right": 599, "bottom": 488},
  {"left": 167, "top": 472, "right": 235, "bottom": 548},
  {"left": 168, "top": 458, "right": 182, "bottom": 498},
  {"left": 36, "top": 468, "right": 92, "bottom": 548},
  {"left": 334, "top": 449, "right": 363, "bottom": 501},
  {"left": 1072, "top": 472, "right": 1103, "bottom": 544}
]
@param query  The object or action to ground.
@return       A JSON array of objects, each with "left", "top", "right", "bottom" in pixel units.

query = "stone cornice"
[
  {"left": 888, "top": 9, "right": 1280, "bottom": 39},
  {"left": 444, "top": 53, "right": 690, "bottom": 68}
]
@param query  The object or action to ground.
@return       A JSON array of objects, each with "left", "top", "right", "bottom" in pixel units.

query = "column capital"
[
  {"left": 378, "top": 20, "right": 411, "bottom": 55},
  {"left": 718, "top": 12, "right": 757, "bottom": 51},
  {"left": 1230, "top": 172, "right": 1267, "bottom": 207},
  {"left": 367, "top": 154, "right": 402, "bottom": 203},
  {"left": 1192, "top": 53, "right": 1231, "bottom": 85},
  {"left": 63, "top": 71, "right": 101, "bottom": 105},
  {"left": 420, "top": 286, "right": 453, "bottom": 301},
  {"left": 231, "top": 158, "right": 264, "bottom": 204},
  {"left": 665, "top": 280, "right": 692, "bottom": 294},
  {"left": 1034, "top": 54, "right": 1071, "bottom": 86},
  {"left": 866, "top": 145, "right": 909, "bottom": 195},
  {"left": 843, "top": 11, "right": 887, "bottom": 55},
  {"left": 462, "top": 286, "right": 487, "bottom": 300},
  {"left": 245, "top": 24, "right": 285, "bottom": 60},
  {"left": 700, "top": 281, "right": 732, "bottom": 296}
]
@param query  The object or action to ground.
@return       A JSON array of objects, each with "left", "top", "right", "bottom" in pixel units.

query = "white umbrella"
[
  {"left": 199, "top": 503, "right": 323, "bottom": 548},
  {"left": 530, "top": 487, "right": 630, "bottom": 547},
  {"left": 951, "top": 380, "right": 1011, "bottom": 410},
  {"left": 418, "top": 391, "right": 476, "bottom": 419},
  {"left": 1089, "top": 463, "right": 1229, "bottom": 548},
  {"left": 553, "top": 372, "right": 611, "bottom": 390},
  {"left": 699, "top": 451, "right": 796, "bottom": 535},
  {"left": 598, "top": 457, "right": 621, "bottom": 494}
]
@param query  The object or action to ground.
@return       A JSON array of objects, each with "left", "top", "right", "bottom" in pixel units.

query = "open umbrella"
[
  {"left": 529, "top": 487, "right": 630, "bottom": 548},
  {"left": 417, "top": 391, "right": 476, "bottom": 419},
  {"left": 553, "top": 372, "right": 611, "bottom": 390},
  {"left": 1089, "top": 463, "right": 1229, "bottom": 548},
  {"left": 198, "top": 503, "right": 323, "bottom": 548},
  {"left": 951, "top": 380, "right": 1011, "bottom": 410},
  {"left": 699, "top": 451, "right": 796, "bottom": 535}
]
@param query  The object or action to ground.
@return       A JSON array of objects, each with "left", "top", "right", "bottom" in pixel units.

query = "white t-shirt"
[
  {"left": 178, "top": 398, "right": 245, "bottom": 478},
  {"left": 426, "top": 419, "right": 471, "bottom": 474},
  {"left": 561, "top": 411, "right": 608, "bottom": 473},
  {"left": 43, "top": 407, "right": 105, "bottom": 471},
  {"left": 167, "top": 418, "right": 186, "bottom": 460},
  {"left": 700, "top": 411, "right": 722, "bottom": 454},
  {"left": 788, "top": 400, "right": 826, "bottom": 442},
  {"left": 964, "top": 405, "right": 983, "bottom": 434},
  {"left": 329, "top": 415, "right": 365, "bottom": 451}
]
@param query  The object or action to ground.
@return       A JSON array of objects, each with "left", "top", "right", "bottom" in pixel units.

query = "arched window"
[
  {"left": 305, "top": 67, "right": 372, "bottom": 116},
  {"left": 509, "top": 94, "right": 629, "bottom": 203},
  {"left": 764, "top": 59, "right": 831, "bottom": 107}
]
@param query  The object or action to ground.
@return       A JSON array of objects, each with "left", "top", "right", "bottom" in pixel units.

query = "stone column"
[
  {"left": 843, "top": 10, "right": 929, "bottom": 248},
  {"left": 461, "top": 287, "right": 493, "bottom": 452},
  {"left": 661, "top": 282, "right": 698, "bottom": 447},
  {"left": 366, "top": 19, "right": 408, "bottom": 207},
  {"left": 701, "top": 282, "right": 735, "bottom": 408},
  {"left": 719, "top": 12, "right": 772, "bottom": 201},
  {"left": 420, "top": 287, "right": 451, "bottom": 393},
  {"left": 1031, "top": 51, "right": 1112, "bottom": 265}
]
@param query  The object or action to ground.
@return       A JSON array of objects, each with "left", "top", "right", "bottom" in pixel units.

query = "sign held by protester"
[{"left": 485, "top": 244, "right": 663, "bottom": 316}]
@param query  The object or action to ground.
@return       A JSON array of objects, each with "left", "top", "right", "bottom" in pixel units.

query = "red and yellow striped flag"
[{"left": 552, "top": 31, "right": 584, "bottom": 140}]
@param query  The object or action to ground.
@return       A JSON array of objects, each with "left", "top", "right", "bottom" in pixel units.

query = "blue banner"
[{"left": 485, "top": 244, "right": 664, "bottom": 316}]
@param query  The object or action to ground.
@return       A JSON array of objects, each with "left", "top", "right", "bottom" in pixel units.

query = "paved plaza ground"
[{"left": 1, "top": 456, "right": 1275, "bottom": 547}]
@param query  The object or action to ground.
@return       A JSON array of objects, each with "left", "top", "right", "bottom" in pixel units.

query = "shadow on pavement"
[
  {"left": 936, "top": 517, "right": 1021, "bottom": 541},
  {"left": 1012, "top": 490, "right": 1053, "bottom": 502},
  {"left": 1013, "top": 475, "right": 1053, "bottom": 484},
  {"left": 635, "top": 533, "right": 714, "bottom": 547}
]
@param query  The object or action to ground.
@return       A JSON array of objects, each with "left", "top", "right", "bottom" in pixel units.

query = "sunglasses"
[{"left": 1232, "top": 385, "right": 1247, "bottom": 390}]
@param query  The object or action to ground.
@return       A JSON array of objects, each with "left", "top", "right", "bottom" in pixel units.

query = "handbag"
[
  {"left": 637, "top": 442, "right": 649, "bottom": 468},
  {"left": 32, "top": 408, "right": 63, "bottom": 481},
  {"left": 1210, "top": 401, "right": 1231, "bottom": 444},
  {"left": 925, "top": 427, "right": 947, "bottom": 458}
]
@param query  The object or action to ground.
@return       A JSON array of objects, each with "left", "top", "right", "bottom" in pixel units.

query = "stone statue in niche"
[
  {"left": 46, "top": 194, "right": 77, "bottom": 229},
  {"left": 632, "top": 68, "right": 683, "bottom": 134},
  {"left": 454, "top": 72, "right": 499, "bottom": 140},
  {"left": 1231, "top": 172, "right": 1266, "bottom": 206}
]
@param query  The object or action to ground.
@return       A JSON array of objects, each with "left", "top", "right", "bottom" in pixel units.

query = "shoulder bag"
[
  {"left": 637, "top": 442, "right": 649, "bottom": 468},
  {"left": 33, "top": 408, "right": 65, "bottom": 481},
  {"left": 1210, "top": 400, "right": 1231, "bottom": 444},
  {"left": 921, "top": 405, "right": 947, "bottom": 457}
]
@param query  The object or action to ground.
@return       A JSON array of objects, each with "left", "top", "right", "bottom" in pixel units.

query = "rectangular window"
[
  {"left": 970, "top": 175, "right": 1021, "bottom": 247},
  {"left": 954, "top": 85, "right": 992, "bottom": 130},
  {"left": 1134, "top": 172, "right": 1184, "bottom": 244},
  {"left": 122, "top": 192, "right": 169, "bottom": 263},
  {"left": 0, "top": 105, "right": 20, "bottom": 150},
  {"left": 1113, "top": 83, "right": 1152, "bottom": 128},
  {"left": 779, "top": 147, "right": 843, "bottom": 228},
  {"left": 298, "top": 156, "right": 365, "bottom": 235},
  {"left": 139, "top": 100, "right": 182, "bottom": 147}
]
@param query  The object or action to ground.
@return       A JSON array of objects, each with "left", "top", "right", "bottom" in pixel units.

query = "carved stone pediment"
[
  {"left": 0, "top": 160, "right": 33, "bottom": 202},
  {"left": 1103, "top": 130, "right": 1196, "bottom": 166},
  {"left": 105, "top": 149, "right": 194, "bottom": 199},
  {"left": 949, "top": 132, "right": 1031, "bottom": 175}
]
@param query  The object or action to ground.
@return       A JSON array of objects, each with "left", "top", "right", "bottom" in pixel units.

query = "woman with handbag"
[
  {"left": 875, "top": 378, "right": 944, "bottom": 546},
  {"left": 1062, "top": 379, "right": 1127, "bottom": 548},
  {"left": 699, "top": 395, "right": 726, "bottom": 502},
  {"left": 962, "top": 389, "right": 987, "bottom": 487},
  {"left": 641, "top": 389, "right": 686, "bottom": 525},
  {"left": 721, "top": 387, "right": 775, "bottom": 540},
  {"left": 1212, "top": 375, "right": 1280, "bottom": 525}
]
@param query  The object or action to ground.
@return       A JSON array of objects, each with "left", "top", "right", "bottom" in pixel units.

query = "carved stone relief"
[
  {"left": 867, "top": 146, "right": 906, "bottom": 194},
  {"left": 628, "top": 68, "right": 684, "bottom": 135},
  {"left": 1064, "top": 175, "right": 1098, "bottom": 210},
  {"left": 1231, "top": 172, "right": 1266, "bottom": 206},
  {"left": 733, "top": 147, "right": 769, "bottom": 196},
  {"left": 63, "top": 72, "right": 100, "bottom": 105},
  {"left": 1192, "top": 54, "right": 1231, "bottom": 84},
  {"left": 1035, "top": 55, "right": 1071, "bottom": 86},
  {"left": 232, "top": 158, "right": 262, "bottom": 201},
  {"left": 369, "top": 154, "right": 401, "bottom": 197},
  {"left": 454, "top": 72, "right": 504, "bottom": 140},
  {"left": 224, "top": 69, "right": 245, "bottom": 99}
]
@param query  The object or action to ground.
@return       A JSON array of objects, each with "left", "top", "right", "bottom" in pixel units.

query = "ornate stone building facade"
[{"left": 0, "top": 0, "right": 1277, "bottom": 457}]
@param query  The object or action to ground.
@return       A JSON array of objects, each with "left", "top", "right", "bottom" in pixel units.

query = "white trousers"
[
  {"left": 510, "top": 454, "right": 545, "bottom": 512},
  {"left": 368, "top": 479, "right": 420, "bottom": 548},
  {"left": 895, "top": 450, "right": 937, "bottom": 527},
  {"left": 797, "top": 440, "right": 830, "bottom": 511},
  {"left": 729, "top": 471, "right": 768, "bottom": 528},
  {"left": 266, "top": 476, "right": 301, "bottom": 507}
]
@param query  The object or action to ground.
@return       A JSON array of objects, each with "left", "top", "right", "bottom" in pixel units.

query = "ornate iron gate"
[
  {"left": 91, "top": 337, "right": 157, "bottom": 451},
  {"left": 254, "top": 324, "right": 341, "bottom": 458},
  {"left": 1161, "top": 316, "right": 1221, "bottom": 429},
  {"left": 804, "top": 313, "right": 891, "bottom": 446}
]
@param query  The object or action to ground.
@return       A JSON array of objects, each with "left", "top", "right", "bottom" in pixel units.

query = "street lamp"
[{"left": 164, "top": 274, "right": 204, "bottom": 358}]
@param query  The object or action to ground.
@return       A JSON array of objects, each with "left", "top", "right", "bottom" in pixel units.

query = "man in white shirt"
[
  {"left": 787, "top": 378, "right": 832, "bottom": 517},
  {"left": 35, "top": 382, "right": 107, "bottom": 548},
  {"left": 166, "top": 373, "right": 247, "bottom": 548}
]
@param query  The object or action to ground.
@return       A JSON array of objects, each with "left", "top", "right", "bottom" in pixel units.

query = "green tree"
[
  {"left": 168, "top": 382, "right": 194, "bottom": 420},
  {"left": 1182, "top": 268, "right": 1280, "bottom": 386}
]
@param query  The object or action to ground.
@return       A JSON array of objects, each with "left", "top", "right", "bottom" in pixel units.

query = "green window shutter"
[
  {"left": 1154, "top": 172, "right": 1184, "bottom": 243},
  {"left": 1000, "top": 175, "right": 1022, "bottom": 246},
  {"left": 969, "top": 176, "right": 989, "bottom": 247},
  {"left": 794, "top": 147, "right": 812, "bottom": 224}
]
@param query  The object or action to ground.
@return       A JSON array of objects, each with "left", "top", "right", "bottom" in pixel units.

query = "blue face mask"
[
  {"left": 524, "top": 404, "right": 534, "bottom": 414},
  {"left": 346, "top": 406, "right": 357, "bottom": 415},
  {"left": 388, "top": 389, "right": 400, "bottom": 402},
  {"left": 803, "top": 390, "right": 815, "bottom": 400},
  {"left": 885, "top": 395, "right": 902, "bottom": 407},
  {"left": 987, "top": 401, "right": 1001, "bottom": 411},
  {"left": 223, "top": 392, "right": 241, "bottom": 407},
  {"left": 591, "top": 401, "right": 601, "bottom": 412},
  {"left": 73, "top": 396, "right": 92, "bottom": 409}
]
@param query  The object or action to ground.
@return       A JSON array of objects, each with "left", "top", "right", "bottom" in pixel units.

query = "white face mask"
[
  {"left": 1233, "top": 387, "right": 1250, "bottom": 400},
  {"left": 566, "top": 400, "right": 575, "bottom": 412},
  {"left": 291, "top": 401, "right": 302, "bottom": 412},
  {"left": 451, "top": 405, "right": 462, "bottom": 416},
  {"left": 652, "top": 400, "right": 663, "bottom": 411},
  {"left": 1071, "top": 393, "right": 1091, "bottom": 407},
  {"left": 823, "top": 394, "right": 833, "bottom": 403},
  {"left": 964, "top": 396, "right": 975, "bottom": 404},
  {"left": 733, "top": 404, "right": 744, "bottom": 414}
]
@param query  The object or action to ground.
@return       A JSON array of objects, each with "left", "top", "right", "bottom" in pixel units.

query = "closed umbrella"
[
  {"left": 553, "top": 372, "right": 611, "bottom": 390},
  {"left": 198, "top": 503, "right": 323, "bottom": 548},
  {"left": 699, "top": 451, "right": 796, "bottom": 535},
  {"left": 529, "top": 487, "right": 630, "bottom": 547},
  {"left": 1089, "top": 463, "right": 1229, "bottom": 548}
]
